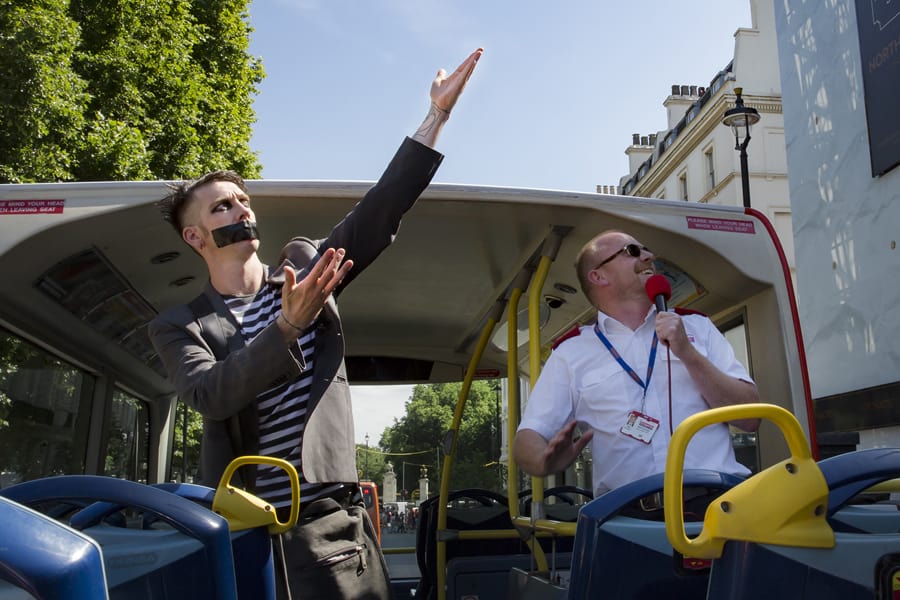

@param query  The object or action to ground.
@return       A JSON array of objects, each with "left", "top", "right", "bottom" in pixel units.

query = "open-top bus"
[{"left": 0, "top": 178, "right": 896, "bottom": 599}]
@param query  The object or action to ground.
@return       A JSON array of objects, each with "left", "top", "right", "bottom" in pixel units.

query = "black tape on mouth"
[{"left": 211, "top": 221, "right": 260, "bottom": 247}]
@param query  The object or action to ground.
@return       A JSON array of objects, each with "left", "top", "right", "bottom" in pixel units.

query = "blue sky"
[
  {"left": 246, "top": 0, "right": 754, "bottom": 443},
  {"left": 248, "top": 0, "right": 752, "bottom": 192}
]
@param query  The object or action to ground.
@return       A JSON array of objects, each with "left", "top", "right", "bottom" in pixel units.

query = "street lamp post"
[
  {"left": 721, "top": 87, "right": 760, "bottom": 209},
  {"left": 364, "top": 433, "right": 369, "bottom": 479}
]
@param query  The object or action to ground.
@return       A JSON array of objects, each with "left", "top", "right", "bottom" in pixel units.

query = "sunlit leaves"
[
  {"left": 1, "top": 0, "right": 263, "bottom": 182},
  {"left": 380, "top": 380, "right": 505, "bottom": 495}
]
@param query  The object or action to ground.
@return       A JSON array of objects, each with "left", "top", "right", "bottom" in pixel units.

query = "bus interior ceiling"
[{"left": 0, "top": 182, "right": 803, "bottom": 472}]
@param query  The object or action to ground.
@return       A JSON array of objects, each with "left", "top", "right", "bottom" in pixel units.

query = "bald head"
[{"left": 575, "top": 230, "right": 626, "bottom": 300}]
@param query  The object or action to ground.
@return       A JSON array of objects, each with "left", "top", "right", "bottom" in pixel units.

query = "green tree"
[
  {"left": 0, "top": 0, "right": 263, "bottom": 183},
  {"left": 171, "top": 401, "right": 203, "bottom": 482},
  {"left": 0, "top": 1, "right": 88, "bottom": 182},
  {"left": 380, "top": 380, "right": 505, "bottom": 497},
  {"left": 356, "top": 442, "right": 386, "bottom": 485}
]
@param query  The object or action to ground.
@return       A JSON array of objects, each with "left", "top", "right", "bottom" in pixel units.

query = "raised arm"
[
  {"left": 412, "top": 48, "right": 483, "bottom": 148},
  {"left": 656, "top": 311, "right": 761, "bottom": 431}
]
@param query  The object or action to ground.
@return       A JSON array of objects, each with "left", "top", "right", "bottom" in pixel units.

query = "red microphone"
[{"left": 645, "top": 274, "right": 671, "bottom": 313}]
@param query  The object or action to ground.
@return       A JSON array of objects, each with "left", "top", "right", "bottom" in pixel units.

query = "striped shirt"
[{"left": 224, "top": 281, "right": 345, "bottom": 509}]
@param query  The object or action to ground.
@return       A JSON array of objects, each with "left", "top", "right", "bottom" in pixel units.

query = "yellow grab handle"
[
  {"left": 664, "top": 404, "right": 834, "bottom": 559},
  {"left": 213, "top": 456, "right": 300, "bottom": 535}
]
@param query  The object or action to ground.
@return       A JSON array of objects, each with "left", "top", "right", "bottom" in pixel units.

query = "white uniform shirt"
[{"left": 518, "top": 307, "right": 752, "bottom": 496}]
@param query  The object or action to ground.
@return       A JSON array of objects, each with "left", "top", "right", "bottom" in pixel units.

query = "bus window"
[
  {"left": 720, "top": 314, "right": 760, "bottom": 473},
  {"left": 360, "top": 480, "right": 381, "bottom": 543},
  {"left": 0, "top": 327, "right": 92, "bottom": 485},
  {"left": 170, "top": 401, "right": 201, "bottom": 483},
  {"left": 104, "top": 390, "right": 149, "bottom": 482}
]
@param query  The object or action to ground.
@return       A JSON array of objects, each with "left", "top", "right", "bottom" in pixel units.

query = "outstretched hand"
[
  {"left": 431, "top": 48, "right": 483, "bottom": 114},
  {"left": 280, "top": 248, "right": 353, "bottom": 332},
  {"left": 413, "top": 48, "right": 483, "bottom": 147},
  {"left": 542, "top": 420, "right": 593, "bottom": 475}
]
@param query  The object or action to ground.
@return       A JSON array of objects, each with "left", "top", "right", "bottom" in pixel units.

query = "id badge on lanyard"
[
  {"left": 594, "top": 323, "right": 660, "bottom": 444},
  {"left": 620, "top": 410, "right": 660, "bottom": 444}
]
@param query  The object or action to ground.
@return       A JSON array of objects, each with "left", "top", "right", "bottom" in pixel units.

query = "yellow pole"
[
  {"left": 436, "top": 302, "right": 503, "bottom": 600},
  {"left": 505, "top": 282, "right": 550, "bottom": 572},
  {"left": 506, "top": 286, "right": 523, "bottom": 516},
  {"left": 527, "top": 254, "right": 553, "bottom": 506}
]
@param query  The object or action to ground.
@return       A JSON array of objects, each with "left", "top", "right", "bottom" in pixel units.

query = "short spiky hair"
[{"left": 157, "top": 170, "right": 248, "bottom": 236}]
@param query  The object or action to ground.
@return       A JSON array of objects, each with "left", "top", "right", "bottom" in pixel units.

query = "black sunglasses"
[{"left": 594, "top": 243, "right": 650, "bottom": 268}]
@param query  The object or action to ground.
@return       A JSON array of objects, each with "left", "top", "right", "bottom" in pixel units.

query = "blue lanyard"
[{"left": 593, "top": 323, "right": 658, "bottom": 398}]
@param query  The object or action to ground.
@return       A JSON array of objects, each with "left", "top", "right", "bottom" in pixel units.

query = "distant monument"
[
  {"left": 418, "top": 466, "right": 429, "bottom": 502},
  {"left": 383, "top": 461, "right": 397, "bottom": 503}
]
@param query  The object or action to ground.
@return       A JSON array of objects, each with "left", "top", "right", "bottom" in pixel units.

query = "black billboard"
[{"left": 855, "top": 0, "right": 900, "bottom": 177}]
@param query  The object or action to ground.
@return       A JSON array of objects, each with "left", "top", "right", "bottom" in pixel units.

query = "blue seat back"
[
  {"left": 706, "top": 448, "right": 900, "bottom": 599},
  {"left": 69, "top": 481, "right": 274, "bottom": 600},
  {"left": 0, "top": 496, "right": 109, "bottom": 599},
  {"left": 1, "top": 476, "right": 238, "bottom": 600},
  {"left": 569, "top": 470, "right": 743, "bottom": 600}
]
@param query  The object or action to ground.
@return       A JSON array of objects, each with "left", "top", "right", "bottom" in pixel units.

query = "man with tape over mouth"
[
  {"left": 513, "top": 230, "right": 760, "bottom": 512},
  {"left": 149, "top": 48, "right": 482, "bottom": 600}
]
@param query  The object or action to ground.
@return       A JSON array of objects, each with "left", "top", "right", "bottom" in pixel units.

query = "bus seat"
[
  {"left": 519, "top": 485, "right": 593, "bottom": 525},
  {"left": 69, "top": 482, "right": 274, "bottom": 600},
  {"left": 822, "top": 448, "right": 900, "bottom": 535},
  {"left": 415, "top": 488, "right": 526, "bottom": 600},
  {"left": 706, "top": 447, "right": 900, "bottom": 599},
  {"left": 449, "top": 552, "right": 571, "bottom": 600},
  {"left": 518, "top": 485, "right": 593, "bottom": 555},
  {"left": 0, "top": 496, "right": 109, "bottom": 600},
  {"left": 0, "top": 476, "right": 238, "bottom": 600},
  {"left": 568, "top": 470, "right": 743, "bottom": 600}
]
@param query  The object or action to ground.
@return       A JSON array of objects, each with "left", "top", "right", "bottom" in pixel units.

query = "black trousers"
[{"left": 273, "top": 495, "right": 393, "bottom": 600}]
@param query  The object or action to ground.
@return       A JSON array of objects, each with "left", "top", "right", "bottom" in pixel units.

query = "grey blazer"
[{"left": 149, "top": 137, "right": 443, "bottom": 489}]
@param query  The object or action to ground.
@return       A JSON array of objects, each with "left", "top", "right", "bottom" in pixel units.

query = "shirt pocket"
[
  {"left": 576, "top": 362, "right": 628, "bottom": 419},
  {"left": 658, "top": 348, "right": 684, "bottom": 367}
]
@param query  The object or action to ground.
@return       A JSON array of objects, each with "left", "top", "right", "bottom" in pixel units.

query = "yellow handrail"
[
  {"left": 436, "top": 305, "right": 502, "bottom": 600},
  {"left": 527, "top": 254, "right": 553, "bottom": 510},
  {"left": 506, "top": 285, "right": 524, "bottom": 518},
  {"left": 213, "top": 455, "right": 300, "bottom": 535},
  {"left": 664, "top": 404, "right": 833, "bottom": 559}
]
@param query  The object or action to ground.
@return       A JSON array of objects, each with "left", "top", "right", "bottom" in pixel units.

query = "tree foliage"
[
  {"left": 0, "top": 1, "right": 87, "bottom": 182},
  {"left": 0, "top": 0, "right": 263, "bottom": 183},
  {"left": 172, "top": 401, "right": 203, "bottom": 482},
  {"left": 0, "top": 330, "right": 85, "bottom": 481},
  {"left": 379, "top": 380, "right": 505, "bottom": 497},
  {"left": 357, "top": 441, "right": 386, "bottom": 485}
]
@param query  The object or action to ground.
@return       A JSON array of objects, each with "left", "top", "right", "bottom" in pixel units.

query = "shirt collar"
[{"left": 595, "top": 305, "right": 657, "bottom": 335}]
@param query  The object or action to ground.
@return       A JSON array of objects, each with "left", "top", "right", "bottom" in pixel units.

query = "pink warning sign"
[
  {"left": 686, "top": 215, "right": 755, "bottom": 234},
  {"left": 0, "top": 199, "right": 65, "bottom": 214}
]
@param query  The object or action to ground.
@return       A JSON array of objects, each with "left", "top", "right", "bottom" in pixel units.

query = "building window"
[
  {"left": 678, "top": 172, "right": 688, "bottom": 201},
  {"left": 719, "top": 313, "right": 758, "bottom": 473},
  {"left": 705, "top": 146, "right": 716, "bottom": 191}
]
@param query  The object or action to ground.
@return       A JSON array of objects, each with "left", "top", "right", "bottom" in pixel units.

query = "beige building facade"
[{"left": 609, "top": 0, "right": 795, "bottom": 287}]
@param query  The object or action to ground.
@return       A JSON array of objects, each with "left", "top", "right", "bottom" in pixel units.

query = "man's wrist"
[
  {"left": 431, "top": 101, "right": 450, "bottom": 119},
  {"left": 280, "top": 312, "right": 305, "bottom": 331},
  {"left": 411, "top": 103, "right": 450, "bottom": 147}
]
